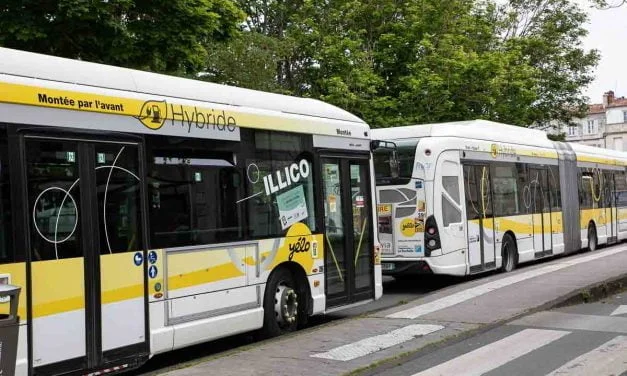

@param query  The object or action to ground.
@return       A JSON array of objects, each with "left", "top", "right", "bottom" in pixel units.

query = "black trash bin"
[{"left": 0, "top": 284, "right": 20, "bottom": 376}]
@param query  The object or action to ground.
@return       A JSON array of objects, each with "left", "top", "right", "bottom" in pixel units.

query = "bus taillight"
[{"left": 424, "top": 215, "right": 440, "bottom": 256}]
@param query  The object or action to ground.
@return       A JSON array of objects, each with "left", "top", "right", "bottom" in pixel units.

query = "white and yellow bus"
[
  {"left": 0, "top": 47, "right": 382, "bottom": 375},
  {"left": 372, "top": 120, "right": 627, "bottom": 277}
]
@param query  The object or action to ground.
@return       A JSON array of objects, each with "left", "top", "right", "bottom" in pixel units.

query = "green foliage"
[
  {"left": 2, "top": 0, "right": 599, "bottom": 129},
  {"left": 206, "top": 0, "right": 598, "bottom": 130},
  {"left": 0, "top": 0, "right": 244, "bottom": 75},
  {"left": 547, "top": 133, "right": 566, "bottom": 141}
]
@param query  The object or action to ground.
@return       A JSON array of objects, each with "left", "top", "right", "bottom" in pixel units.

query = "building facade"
[{"left": 564, "top": 91, "right": 627, "bottom": 150}]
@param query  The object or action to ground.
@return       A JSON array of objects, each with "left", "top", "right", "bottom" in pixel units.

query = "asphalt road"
[
  {"left": 129, "top": 275, "right": 466, "bottom": 375},
  {"left": 369, "top": 287, "right": 627, "bottom": 376}
]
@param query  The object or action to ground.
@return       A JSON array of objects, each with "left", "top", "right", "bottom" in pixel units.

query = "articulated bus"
[
  {"left": 372, "top": 120, "right": 627, "bottom": 277},
  {"left": 0, "top": 47, "right": 382, "bottom": 375}
]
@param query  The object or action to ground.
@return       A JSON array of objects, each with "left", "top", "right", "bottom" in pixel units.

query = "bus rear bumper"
[
  {"left": 381, "top": 260, "right": 433, "bottom": 276},
  {"left": 382, "top": 250, "right": 467, "bottom": 276}
]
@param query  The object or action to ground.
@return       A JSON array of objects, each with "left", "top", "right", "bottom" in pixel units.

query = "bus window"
[
  {"left": 245, "top": 131, "right": 316, "bottom": 239},
  {"left": 442, "top": 176, "right": 461, "bottom": 226},
  {"left": 549, "top": 165, "right": 562, "bottom": 211},
  {"left": 492, "top": 164, "right": 520, "bottom": 217},
  {"left": 27, "top": 140, "right": 81, "bottom": 261},
  {"left": 373, "top": 139, "right": 419, "bottom": 185},
  {"left": 580, "top": 170, "right": 595, "bottom": 209},
  {"left": 95, "top": 144, "right": 142, "bottom": 254},
  {"left": 147, "top": 138, "right": 243, "bottom": 248},
  {"left": 616, "top": 172, "right": 627, "bottom": 207}
]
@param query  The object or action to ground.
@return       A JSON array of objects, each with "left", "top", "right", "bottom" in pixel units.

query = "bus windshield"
[{"left": 373, "top": 139, "right": 419, "bottom": 185}]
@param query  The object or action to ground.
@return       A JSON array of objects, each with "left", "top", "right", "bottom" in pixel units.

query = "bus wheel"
[
  {"left": 587, "top": 224, "right": 598, "bottom": 252},
  {"left": 262, "top": 268, "right": 299, "bottom": 338},
  {"left": 501, "top": 233, "right": 517, "bottom": 273}
]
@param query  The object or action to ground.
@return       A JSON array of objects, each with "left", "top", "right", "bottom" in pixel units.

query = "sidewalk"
[{"left": 162, "top": 245, "right": 627, "bottom": 376}]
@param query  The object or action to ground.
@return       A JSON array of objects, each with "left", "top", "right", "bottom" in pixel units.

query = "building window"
[
  {"left": 623, "top": 111, "right": 627, "bottom": 123},
  {"left": 587, "top": 120, "right": 595, "bottom": 134},
  {"left": 568, "top": 126, "right": 576, "bottom": 136},
  {"left": 614, "top": 137, "right": 623, "bottom": 151}
]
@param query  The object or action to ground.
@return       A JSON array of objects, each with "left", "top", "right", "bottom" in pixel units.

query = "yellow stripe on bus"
[
  {"left": 0, "top": 82, "right": 365, "bottom": 137},
  {"left": 471, "top": 213, "right": 564, "bottom": 234},
  {"left": 576, "top": 154, "right": 627, "bottom": 166}
]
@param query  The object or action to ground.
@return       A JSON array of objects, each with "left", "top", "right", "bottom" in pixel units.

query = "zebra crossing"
[
  {"left": 408, "top": 330, "right": 627, "bottom": 376},
  {"left": 386, "top": 303, "right": 627, "bottom": 376}
]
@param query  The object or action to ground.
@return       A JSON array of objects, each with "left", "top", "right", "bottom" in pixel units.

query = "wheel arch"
[{"left": 266, "top": 261, "right": 312, "bottom": 316}]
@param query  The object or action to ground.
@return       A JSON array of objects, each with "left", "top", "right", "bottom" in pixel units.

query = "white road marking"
[
  {"left": 310, "top": 324, "right": 444, "bottom": 361},
  {"left": 610, "top": 305, "right": 627, "bottom": 316},
  {"left": 411, "top": 329, "right": 570, "bottom": 376},
  {"left": 387, "top": 247, "right": 627, "bottom": 319},
  {"left": 545, "top": 335, "right": 627, "bottom": 376},
  {"left": 509, "top": 311, "right": 627, "bottom": 334}
]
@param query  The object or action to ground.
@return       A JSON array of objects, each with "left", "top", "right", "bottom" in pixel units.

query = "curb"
[{"left": 348, "top": 272, "right": 627, "bottom": 376}]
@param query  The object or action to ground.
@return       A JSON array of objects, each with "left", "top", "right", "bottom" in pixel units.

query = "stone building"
[{"left": 564, "top": 91, "right": 627, "bottom": 150}]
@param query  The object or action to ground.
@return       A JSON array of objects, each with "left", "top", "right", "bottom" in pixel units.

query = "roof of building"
[
  {"left": 588, "top": 103, "right": 606, "bottom": 114},
  {"left": 608, "top": 97, "right": 627, "bottom": 108}
]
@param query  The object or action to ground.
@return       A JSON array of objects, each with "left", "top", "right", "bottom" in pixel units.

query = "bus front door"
[
  {"left": 23, "top": 136, "right": 148, "bottom": 375},
  {"left": 463, "top": 164, "right": 496, "bottom": 273},
  {"left": 321, "top": 156, "right": 374, "bottom": 309}
]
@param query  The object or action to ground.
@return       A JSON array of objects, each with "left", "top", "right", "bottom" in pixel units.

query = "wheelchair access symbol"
[{"left": 148, "top": 251, "right": 158, "bottom": 264}]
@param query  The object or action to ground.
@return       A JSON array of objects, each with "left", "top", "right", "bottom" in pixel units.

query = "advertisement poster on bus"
[
  {"left": 277, "top": 185, "right": 308, "bottom": 230},
  {"left": 392, "top": 181, "right": 426, "bottom": 257},
  {"left": 377, "top": 204, "right": 393, "bottom": 255}
]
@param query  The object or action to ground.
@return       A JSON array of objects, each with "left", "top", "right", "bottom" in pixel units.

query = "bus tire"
[
  {"left": 261, "top": 268, "right": 299, "bottom": 338},
  {"left": 587, "top": 224, "right": 598, "bottom": 252},
  {"left": 501, "top": 233, "right": 517, "bottom": 273}
]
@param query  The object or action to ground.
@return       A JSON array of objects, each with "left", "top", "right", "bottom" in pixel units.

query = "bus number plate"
[{"left": 381, "top": 263, "right": 395, "bottom": 271}]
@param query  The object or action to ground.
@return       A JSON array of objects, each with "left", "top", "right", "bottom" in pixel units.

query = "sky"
[{"left": 579, "top": 1, "right": 627, "bottom": 103}]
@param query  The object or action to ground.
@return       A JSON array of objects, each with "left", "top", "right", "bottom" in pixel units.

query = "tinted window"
[
  {"left": 548, "top": 165, "right": 561, "bottom": 211},
  {"left": 374, "top": 139, "right": 418, "bottom": 185},
  {"left": 464, "top": 165, "right": 492, "bottom": 220},
  {"left": 147, "top": 137, "right": 243, "bottom": 248},
  {"left": 492, "top": 164, "right": 519, "bottom": 217},
  {"left": 244, "top": 131, "right": 316, "bottom": 238},
  {"left": 27, "top": 140, "right": 81, "bottom": 261},
  {"left": 579, "top": 169, "right": 594, "bottom": 209},
  {"left": 516, "top": 163, "right": 532, "bottom": 214},
  {"left": 95, "top": 144, "right": 143, "bottom": 254},
  {"left": 616, "top": 172, "right": 627, "bottom": 207},
  {"left": 442, "top": 175, "right": 461, "bottom": 226}
]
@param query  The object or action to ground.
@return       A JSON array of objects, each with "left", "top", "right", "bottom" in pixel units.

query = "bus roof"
[
  {"left": 371, "top": 120, "right": 554, "bottom": 149},
  {"left": 0, "top": 47, "right": 368, "bottom": 135},
  {"left": 570, "top": 143, "right": 627, "bottom": 166}
]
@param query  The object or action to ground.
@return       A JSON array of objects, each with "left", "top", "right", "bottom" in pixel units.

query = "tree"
[
  {"left": 202, "top": 0, "right": 598, "bottom": 129},
  {"left": 591, "top": 0, "right": 626, "bottom": 8},
  {"left": 0, "top": 0, "right": 244, "bottom": 75},
  {"left": 203, "top": 31, "right": 292, "bottom": 92},
  {"left": 497, "top": 0, "right": 600, "bottom": 128}
]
